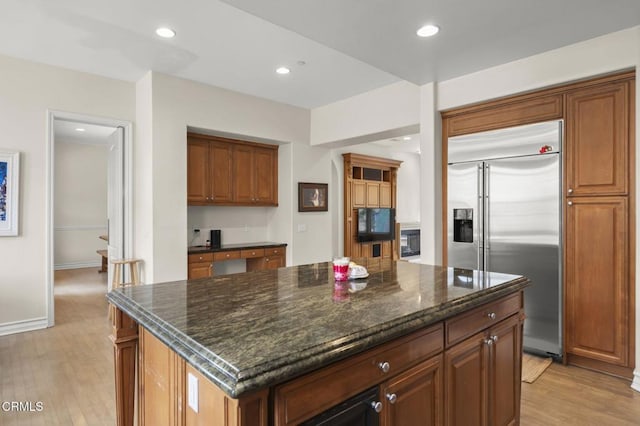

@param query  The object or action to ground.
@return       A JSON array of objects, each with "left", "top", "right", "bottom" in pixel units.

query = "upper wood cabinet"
[
  {"left": 187, "top": 133, "right": 278, "bottom": 206},
  {"left": 565, "top": 81, "right": 630, "bottom": 196},
  {"left": 232, "top": 144, "right": 278, "bottom": 205}
]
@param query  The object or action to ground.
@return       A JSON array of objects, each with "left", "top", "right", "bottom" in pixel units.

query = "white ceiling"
[
  {"left": 1, "top": 1, "right": 639, "bottom": 109},
  {"left": 54, "top": 119, "right": 117, "bottom": 145}
]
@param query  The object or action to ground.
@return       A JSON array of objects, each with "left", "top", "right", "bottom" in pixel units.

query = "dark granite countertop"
[
  {"left": 188, "top": 241, "right": 287, "bottom": 254},
  {"left": 107, "top": 260, "right": 529, "bottom": 398}
]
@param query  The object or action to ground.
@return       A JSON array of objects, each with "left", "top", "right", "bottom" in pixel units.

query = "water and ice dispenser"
[{"left": 453, "top": 208, "right": 473, "bottom": 243}]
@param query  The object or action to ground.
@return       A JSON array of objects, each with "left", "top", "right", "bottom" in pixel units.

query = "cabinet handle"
[
  {"left": 199, "top": 256, "right": 204, "bottom": 260},
  {"left": 484, "top": 338, "right": 494, "bottom": 346},
  {"left": 209, "top": 263, "right": 214, "bottom": 274},
  {"left": 568, "top": 201, "right": 573, "bottom": 206},
  {"left": 378, "top": 361, "right": 390, "bottom": 373},
  {"left": 386, "top": 393, "right": 397, "bottom": 404},
  {"left": 487, "top": 312, "right": 496, "bottom": 320},
  {"left": 371, "top": 401, "right": 383, "bottom": 413},
  {"left": 491, "top": 335, "right": 499, "bottom": 343},
  {"left": 568, "top": 188, "right": 573, "bottom": 194},
  {"left": 226, "top": 254, "right": 230, "bottom": 258}
]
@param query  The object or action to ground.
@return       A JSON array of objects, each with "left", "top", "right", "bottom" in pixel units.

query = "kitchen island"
[{"left": 108, "top": 259, "right": 529, "bottom": 425}]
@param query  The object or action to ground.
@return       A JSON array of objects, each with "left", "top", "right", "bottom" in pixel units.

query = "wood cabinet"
[
  {"left": 380, "top": 354, "right": 442, "bottom": 425},
  {"left": 139, "top": 328, "right": 185, "bottom": 425},
  {"left": 274, "top": 324, "right": 444, "bottom": 425},
  {"left": 353, "top": 181, "right": 366, "bottom": 207},
  {"left": 187, "top": 138, "right": 233, "bottom": 204},
  {"left": 187, "top": 133, "right": 278, "bottom": 206},
  {"left": 233, "top": 145, "right": 278, "bottom": 205},
  {"left": 563, "top": 76, "right": 634, "bottom": 377},
  {"left": 565, "top": 81, "right": 630, "bottom": 196},
  {"left": 565, "top": 196, "right": 630, "bottom": 368},
  {"left": 116, "top": 290, "right": 524, "bottom": 426},
  {"left": 444, "top": 314, "right": 521, "bottom": 426},
  {"left": 190, "top": 246, "right": 286, "bottom": 277},
  {"left": 343, "top": 153, "right": 402, "bottom": 261},
  {"left": 188, "top": 253, "right": 213, "bottom": 279}
]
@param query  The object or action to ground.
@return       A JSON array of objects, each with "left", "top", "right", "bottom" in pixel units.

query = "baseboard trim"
[
  {"left": 55, "top": 261, "right": 101, "bottom": 270},
  {"left": 0, "top": 317, "right": 48, "bottom": 336},
  {"left": 632, "top": 370, "right": 640, "bottom": 392},
  {"left": 566, "top": 353, "right": 634, "bottom": 380}
]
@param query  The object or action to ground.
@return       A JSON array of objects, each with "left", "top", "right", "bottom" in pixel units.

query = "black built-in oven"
[{"left": 300, "top": 387, "right": 380, "bottom": 425}]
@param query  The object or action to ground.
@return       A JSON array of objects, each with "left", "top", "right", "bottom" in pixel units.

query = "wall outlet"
[{"left": 188, "top": 372, "right": 198, "bottom": 412}]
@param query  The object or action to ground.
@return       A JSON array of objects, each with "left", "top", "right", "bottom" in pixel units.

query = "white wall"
[
  {"left": 54, "top": 141, "right": 108, "bottom": 269},
  {"left": 0, "top": 54, "right": 134, "bottom": 335},
  {"left": 310, "top": 81, "right": 420, "bottom": 146},
  {"left": 139, "top": 72, "right": 327, "bottom": 283}
]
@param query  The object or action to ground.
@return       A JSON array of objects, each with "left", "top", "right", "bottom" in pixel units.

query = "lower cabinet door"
[
  {"left": 444, "top": 332, "right": 489, "bottom": 426},
  {"left": 188, "top": 262, "right": 212, "bottom": 279},
  {"left": 381, "top": 354, "right": 442, "bottom": 426},
  {"left": 565, "top": 196, "right": 630, "bottom": 367},
  {"left": 488, "top": 314, "right": 521, "bottom": 426}
]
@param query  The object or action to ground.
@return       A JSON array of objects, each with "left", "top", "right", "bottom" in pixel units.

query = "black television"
[{"left": 357, "top": 208, "right": 396, "bottom": 242}]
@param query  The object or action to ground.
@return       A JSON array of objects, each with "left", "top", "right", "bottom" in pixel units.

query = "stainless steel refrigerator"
[{"left": 447, "top": 120, "right": 562, "bottom": 358}]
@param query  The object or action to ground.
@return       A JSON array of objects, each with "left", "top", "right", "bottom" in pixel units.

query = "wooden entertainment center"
[{"left": 342, "top": 153, "right": 402, "bottom": 260}]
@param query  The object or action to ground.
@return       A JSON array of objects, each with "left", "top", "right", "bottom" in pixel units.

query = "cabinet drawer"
[
  {"left": 275, "top": 324, "right": 443, "bottom": 425},
  {"left": 188, "top": 252, "right": 213, "bottom": 263},
  {"left": 445, "top": 292, "right": 521, "bottom": 347},
  {"left": 265, "top": 247, "right": 284, "bottom": 256},
  {"left": 241, "top": 248, "right": 265, "bottom": 259},
  {"left": 213, "top": 250, "right": 241, "bottom": 261}
]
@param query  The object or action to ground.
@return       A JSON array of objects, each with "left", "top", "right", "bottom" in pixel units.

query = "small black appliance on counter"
[{"left": 210, "top": 229, "right": 221, "bottom": 249}]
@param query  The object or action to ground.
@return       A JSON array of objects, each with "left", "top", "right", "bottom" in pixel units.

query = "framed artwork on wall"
[
  {"left": 298, "top": 182, "right": 328, "bottom": 212},
  {"left": 0, "top": 150, "right": 20, "bottom": 236}
]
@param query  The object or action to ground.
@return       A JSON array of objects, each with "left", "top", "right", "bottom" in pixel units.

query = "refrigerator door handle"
[
  {"left": 477, "top": 163, "right": 483, "bottom": 271},
  {"left": 485, "top": 163, "right": 490, "bottom": 252}
]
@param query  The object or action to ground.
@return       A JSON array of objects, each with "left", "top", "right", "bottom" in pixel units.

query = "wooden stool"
[{"left": 109, "top": 258, "right": 142, "bottom": 320}]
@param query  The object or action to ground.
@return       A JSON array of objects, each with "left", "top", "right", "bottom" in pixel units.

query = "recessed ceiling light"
[
  {"left": 417, "top": 24, "right": 439, "bottom": 37},
  {"left": 403, "top": 136, "right": 412, "bottom": 141},
  {"left": 75, "top": 128, "right": 86, "bottom": 132},
  {"left": 156, "top": 27, "right": 176, "bottom": 38},
  {"left": 276, "top": 67, "right": 290, "bottom": 75}
]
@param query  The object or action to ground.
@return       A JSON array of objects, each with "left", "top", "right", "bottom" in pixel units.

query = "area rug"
[{"left": 521, "top": 353, "right": 553, "bottom": 383}]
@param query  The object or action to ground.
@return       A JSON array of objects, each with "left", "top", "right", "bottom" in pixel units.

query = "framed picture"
[
  {"left": 298, "top": 182, "right": 328, "bottom": 212},
  {"left": 0, "top": 150, "right": 20, "bottom": 236}
]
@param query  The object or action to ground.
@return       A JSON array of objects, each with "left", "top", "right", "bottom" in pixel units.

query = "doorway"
[{"left": 47, "top": 111, "right": 132, "bottom": 327}]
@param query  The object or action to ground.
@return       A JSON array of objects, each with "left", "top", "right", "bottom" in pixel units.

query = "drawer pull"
[
  {"left": 378, "top": 361, "right": 390, "bottom": 373},
  {"left": 199, "top": 256, "right": 204, "bottom": 260},
  {"left": 252, "top": 251, "right": 256, "bottom": 255},
  {"left": 487, "top": 312, "right": 496, "bottom": 320},
  {"left": 371, "top": 401, "right": 383, "bottom": 413},
  {"left": 491, "top": 335, "right": 499, "bottom": 343},
  {"left": 386, "top": 393, "right": 397, "bottom": 404},
  {"left": 484, "top": 338, "right": 494, "bottom": 346},
  {"left": 226, "top": 254, "right": 230, "bottom": 258}
]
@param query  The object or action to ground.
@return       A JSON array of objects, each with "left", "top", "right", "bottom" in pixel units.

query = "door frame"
[{"left": 46, "top": 110, "right": 133, "bottom": 327}]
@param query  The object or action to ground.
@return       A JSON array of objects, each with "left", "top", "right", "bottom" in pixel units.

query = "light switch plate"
[
  {"left": 297, "top": 224, "right": 307, "bottom": 232},
  {"left": 188, "top": 372, "right": 198, "bottom": 413}
]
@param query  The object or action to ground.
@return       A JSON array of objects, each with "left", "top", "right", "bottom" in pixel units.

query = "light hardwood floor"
[{"left": 1, "top": 268, "right": 639, "bottom": 425}]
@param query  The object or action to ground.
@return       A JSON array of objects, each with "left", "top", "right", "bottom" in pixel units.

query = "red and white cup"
[{"left": 332, "top": 257, "right": 350, "bottom": 281}]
